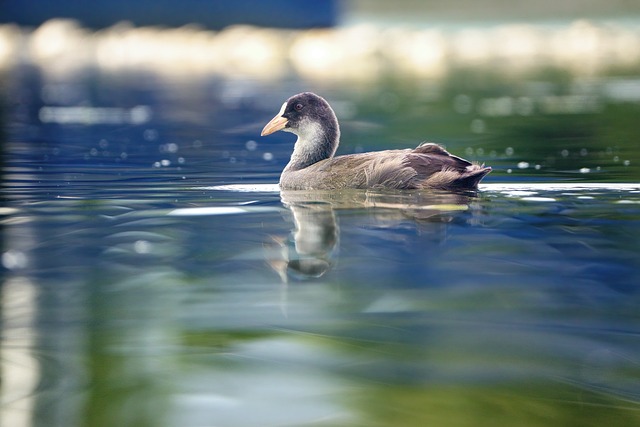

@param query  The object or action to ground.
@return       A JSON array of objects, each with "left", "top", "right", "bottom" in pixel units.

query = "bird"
[{"left": 261, "top": 92, "right": 491, "bottom": 191}]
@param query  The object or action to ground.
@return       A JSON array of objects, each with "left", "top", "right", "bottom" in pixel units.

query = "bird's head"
[{"left": 261, "top": 92, "right": 338, "bottom": 139}]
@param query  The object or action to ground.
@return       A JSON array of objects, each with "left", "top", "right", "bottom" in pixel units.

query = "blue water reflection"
[
  {"left": 3, "top": 23, "right": 640, "bottom": 427},
  {"left": 4, "top": 177, "right": 640, "bottom": 426}
]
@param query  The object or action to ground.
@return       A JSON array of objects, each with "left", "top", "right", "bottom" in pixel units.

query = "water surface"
[
  {"left": 4, "top": 169, "right": 640, "bottom": 426},
  {"left": 2, "top": 46, "right": 640, "bottom": 426}
]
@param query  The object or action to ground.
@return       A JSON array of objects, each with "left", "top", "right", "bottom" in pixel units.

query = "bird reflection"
[
  {"left": 265, "top": 189, "right": 477, "bottom": 282},
  {"left": 266, "top": 198, "right": 338, "bottom": 282}
]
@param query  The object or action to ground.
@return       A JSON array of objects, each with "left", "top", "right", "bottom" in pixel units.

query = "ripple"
[
  {"left": 202, "top": 183, "right": 640, "bottom": 194},
  {"left": 520, "top": 196, "right": 557, "bottom": 202},
  {"left": 168, "top": 206, "right": 280, "bottom": 216},
  {"left": 481, "top": 183, "right": 640, "bottom": 192},
  {"left": 199, "top": 184, "right": 280, "bottom": 192}
]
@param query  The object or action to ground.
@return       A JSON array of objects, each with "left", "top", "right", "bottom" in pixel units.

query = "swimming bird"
[{"left": 261, "top": 92, "right": 491, "bottom": 191}]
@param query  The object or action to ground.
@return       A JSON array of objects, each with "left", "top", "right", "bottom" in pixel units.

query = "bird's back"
[
  {"left": 405, "top": 143, "right": 491, "bottom": 190},
  {"left": 279, "top": 143, "right": 490, "bottom": 191}
]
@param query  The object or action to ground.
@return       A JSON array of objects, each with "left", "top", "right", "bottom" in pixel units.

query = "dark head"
[{"left": 261, "top": 92, "right": 340, "bottom": 169}]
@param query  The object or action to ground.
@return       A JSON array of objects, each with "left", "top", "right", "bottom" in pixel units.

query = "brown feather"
[{"left": 279, "top": 143, "right": 491, "bottom": 191}]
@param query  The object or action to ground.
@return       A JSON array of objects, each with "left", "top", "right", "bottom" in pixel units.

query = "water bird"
[{"left": 261, "top": 92, "right": 491, "bottom": 191}]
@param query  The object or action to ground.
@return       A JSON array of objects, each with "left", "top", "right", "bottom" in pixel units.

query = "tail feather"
[
  {"left": 408, "top": 143, "right": 491, "bottom": 190},
  {"left": 457, "top": 165, "right": 492, "bottom": 188},
  {"left": 420, "top": 165, "right": 491, "bottom": 190}
]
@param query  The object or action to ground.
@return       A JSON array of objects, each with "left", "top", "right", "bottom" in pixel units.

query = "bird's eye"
[{"left": 294, "top": 103, "right": 304, "bottom": 111}]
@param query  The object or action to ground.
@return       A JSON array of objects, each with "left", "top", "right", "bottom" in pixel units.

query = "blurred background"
[
  {"left": 2, "top": 2, "right": 640, "bottom": 427},
  {"left": 1, "top": 0, "right": 640, "bottom": 180}
]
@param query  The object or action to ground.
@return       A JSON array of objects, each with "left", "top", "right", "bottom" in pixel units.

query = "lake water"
[{"left": 3, "top": 24, "right": 640, "bottom": 426}]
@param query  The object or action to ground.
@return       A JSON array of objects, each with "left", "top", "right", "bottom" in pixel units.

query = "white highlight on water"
[{"left": 200, "top": 183, "right": 640, "bottom": 193}]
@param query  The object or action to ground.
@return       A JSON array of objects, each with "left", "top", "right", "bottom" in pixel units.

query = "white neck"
[{"left": 285, "top": 118, "right": 338, "bottom": 171}]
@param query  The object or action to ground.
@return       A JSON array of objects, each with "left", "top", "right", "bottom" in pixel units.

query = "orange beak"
[
  {"left": 260, "top": 115, "right": 288, "bottom": 136},
  {"left": 261, "top": 102, "right": 288, "bottom": 136}
]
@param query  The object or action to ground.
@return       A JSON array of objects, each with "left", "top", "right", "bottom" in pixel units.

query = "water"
[
  {"left": 3, "top": 36, "right": 640, "bottom": 426},
  {"left": 4, "top": 176, "right": 640, "bottom": 426}
]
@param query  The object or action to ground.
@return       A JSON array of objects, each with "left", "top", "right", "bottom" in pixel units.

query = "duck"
[{"left": 261, "top": 92, "right": 491, "bottom": 191}]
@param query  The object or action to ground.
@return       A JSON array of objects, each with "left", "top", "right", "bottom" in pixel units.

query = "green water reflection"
[
  {"left": 3, "top": 15, "right": 640, "bottom": 427},
  {"left": 332, "top": 69, "right": 640, "bottom": 183},
  {"left": 3, "top": 185, "right": 639, "bottom": 427}
]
